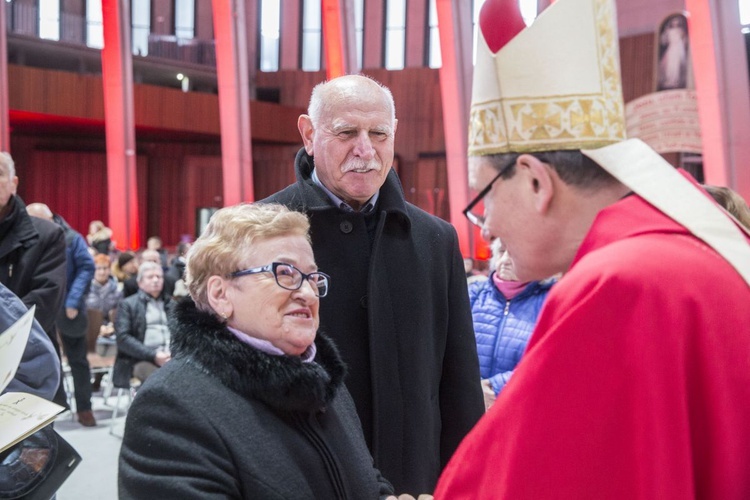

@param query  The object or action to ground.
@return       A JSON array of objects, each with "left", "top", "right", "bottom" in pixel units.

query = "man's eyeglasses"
[
  {"left": 462, "top": 159, "right": 516, "bottom": 228},
  {"left": 229, "top": 262, "right": 330, "bottom": 298}
]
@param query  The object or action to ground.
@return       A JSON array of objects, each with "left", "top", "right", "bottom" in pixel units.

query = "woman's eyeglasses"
[{"left": 230, "top": 262, "right": 330, "bottom": 297}]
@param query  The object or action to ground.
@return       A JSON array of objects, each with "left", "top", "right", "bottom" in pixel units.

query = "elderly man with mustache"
[{"left": 264, "top": 74, "right": 483, "bottom": 496}]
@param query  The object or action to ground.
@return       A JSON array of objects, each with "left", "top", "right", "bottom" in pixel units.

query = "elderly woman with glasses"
[{"left": 118, "top": 203, "right": 395, "bottom": 499}]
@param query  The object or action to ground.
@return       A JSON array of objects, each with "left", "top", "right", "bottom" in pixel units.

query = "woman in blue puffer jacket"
[{"left": 469, "top": 239, "right": 556, "bottom": 410}]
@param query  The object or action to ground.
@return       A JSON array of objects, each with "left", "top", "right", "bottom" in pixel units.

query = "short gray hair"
[
  {"left": 0, "top": 152, "right": 16, "bottom": 179},
  {"left": 137, "top": 261, "right": 162, "bottom": 282}
]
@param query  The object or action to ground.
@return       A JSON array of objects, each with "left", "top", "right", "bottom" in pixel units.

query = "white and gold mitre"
[{"left": 469, "top": 0, "right": 627, "bottom": 156}]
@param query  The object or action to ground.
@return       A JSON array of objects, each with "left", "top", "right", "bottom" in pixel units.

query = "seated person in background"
[
  {"left": 86, "top": 220, "right": 113, "bottom": 255},
  {"left": 123, "top": 249, "right": 175, "bottom": 298},
  {"left": 118, "top": 203, "right": 396, "bottom": 499},
  {"left": 470, "top": 238, "right": 556, "bottom": 410},
  {"left": 146, "top": 235, "right": 169, "bottom": 270},
  {"left": 703, "top": 184, "right": 750, "bottom": 229},
  {"left": 113, "top": 262, "right": 171, "bottom": 388},
  {"left": 86, "top": 253, "right": 123, "bottom": 357},
  {"left": 112, "top": 251, "right": 138, "bottom": 289},
  {"left": 1, "top": 282, "right": 60, "bottom": 400}
]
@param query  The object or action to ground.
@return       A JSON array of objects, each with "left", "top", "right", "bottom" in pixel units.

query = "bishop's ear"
[{"left": 517, "top": 154, "right": 554, "bottom": 215}]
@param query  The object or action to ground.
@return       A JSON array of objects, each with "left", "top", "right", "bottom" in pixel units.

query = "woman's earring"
[{"left": 221, "top": 311, "right": 228, "bottom": 320}]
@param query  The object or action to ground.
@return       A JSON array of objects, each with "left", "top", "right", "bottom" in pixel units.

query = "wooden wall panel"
[{"left": 619, "top": 33, "right": 657, "bottom": 104}]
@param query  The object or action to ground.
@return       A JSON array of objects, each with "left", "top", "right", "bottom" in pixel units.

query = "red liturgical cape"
[{"left": 435, "top": 194, "right": 750, "bottom": 499}]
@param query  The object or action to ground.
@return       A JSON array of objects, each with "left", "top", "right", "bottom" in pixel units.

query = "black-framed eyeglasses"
[
  {"left": 462, "top": 159, "right": 516, "bottom": 228},
  {"left": 229, "top": 262, "right": 330, "bottom": 298}
]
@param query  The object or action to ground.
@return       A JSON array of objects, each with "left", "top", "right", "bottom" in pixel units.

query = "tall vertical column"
[
  {"left": 212, "top": 0, "right": 254, "bottom": 205},
  {"left": 435, "top": 0, "right": 473, "bottom": 256},
  {"left": 322, "top": 0, "right": 356, "bottom": 78},
  {"left": 102, "top": 0, "right": 140, "bottom": 250},
  {"left": 686, "top": 0, "right": 750, "bottom": 200},
  {"left": 0, "top": 1, "right": 10, "bottom": 151}
]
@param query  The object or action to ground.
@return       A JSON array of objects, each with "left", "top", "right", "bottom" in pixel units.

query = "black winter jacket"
[
  {"left": 0, "top": 195, "right": 66, "bottom": 343},
  {"left": 113, "top": 290, "right": 172, "bottom": 388},
  {"left": 263, "top": 148, "right": 484, "bottom": 494},
  {"left": 118, "top": 298, "right": 394, "bottom": 499}
]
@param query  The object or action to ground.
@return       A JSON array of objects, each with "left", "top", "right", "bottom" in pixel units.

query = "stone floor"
[{"left": 54, "top": 387, "right": 130, "bottom": 499}]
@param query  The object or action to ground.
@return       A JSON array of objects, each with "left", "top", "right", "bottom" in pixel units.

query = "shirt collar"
[{"left": 311, "top": 167, "right": 378, "bottom": 214}]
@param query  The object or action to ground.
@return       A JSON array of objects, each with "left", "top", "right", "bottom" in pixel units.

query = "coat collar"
[
  {"left": 169, "top": 298, "right": 346, "bottom": 414},
  {"left": 0, "top": 196, "right": 39, "bottom": 258},
  {"left": 292, "top": 148, "right": 412, "bottom": 231}
]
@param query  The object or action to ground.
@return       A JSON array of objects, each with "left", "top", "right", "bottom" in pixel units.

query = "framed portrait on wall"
[{"left": 656, "top": 13, "right": 691, "bottom": 91}]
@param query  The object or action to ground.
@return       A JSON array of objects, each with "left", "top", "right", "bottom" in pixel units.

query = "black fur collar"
[{"left": 169, "top": 298, "right": 346, "bottom": 414}]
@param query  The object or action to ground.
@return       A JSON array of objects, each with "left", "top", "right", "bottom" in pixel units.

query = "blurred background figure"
[
  {"left": 137, "top": 249, "right": 175, "bottom": 297},
  {"left": 113, "top": 261, "right": 171, "bottom": 387},
  {"left": 703, "top": 184, "right": 750, "bottom": 229},
  {"left": 146, "top": 235, "right": 169, "bottom": 269},
  {"left": 86, "top": 220, "right": 114, "bottom": 255},
  {"left": 470, "top": 238, "right": 556, "bottom": 410},
  {"left": 112, "top": 251, "right": 138, "bottom": 290},
  {"left": 86, "top": 253, "right": 123, "bottom": 358},
  {"left": 27, "top": 202, "right": 96, "bottom": 427},
  {"left": 167, "top": 241, "right": 191, "bottom": 298}
]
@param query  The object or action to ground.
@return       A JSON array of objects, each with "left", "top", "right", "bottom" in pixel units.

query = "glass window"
[
  {"left": 39, "top": 0, "right": 60, "bottom": 40},
  {"left": 385, "top": 0, "right": 406, "bottom": 69},
  {"left": 260, "top": 0, "right": 280, "bottom": 71},
  {"left": 132, "top": 0, "right": 151, "bottom": 56},
  {"left": 301, "top": 0, "right": 321, "bottom": 71},
  {"left": 741, "top": 0, "right": 750, "bottom": 27},
  {"left": 86, "top": 0, "right": 103, "bottom": 49},
  {"left": 175, "top": 0, "right": 195, "bottom": 39},
  {"left": 428, "top": 0, "right": 440, "bottom": 68},
  {"left": 354, "top": 0, "right": 364, "bottom": 71}
]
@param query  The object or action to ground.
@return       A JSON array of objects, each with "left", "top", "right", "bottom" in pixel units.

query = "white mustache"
[{"left": 341, "top": 158, "right": 381, "bottom": 174}]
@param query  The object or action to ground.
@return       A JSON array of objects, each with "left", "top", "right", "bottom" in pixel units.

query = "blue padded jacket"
[{"left": 469, "top": 273, "right": 555, "bottom": 394}]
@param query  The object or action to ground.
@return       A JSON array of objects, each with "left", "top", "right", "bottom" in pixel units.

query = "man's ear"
[
  {"left": 298, "top": 115, "right": 315, "bottom": 155},
  {"left": 11, "top": 176, "right": 18, "bottom": 195},
  {"left": 517, "top": 154, "right": 554, "bottom": 215},
  {"left": 206, "top": 275, "right": 233, "bottom": 319}
]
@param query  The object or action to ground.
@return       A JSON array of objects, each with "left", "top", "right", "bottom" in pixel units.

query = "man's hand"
[{"left": 66, "top": 307, "right": 79, "bottom": 320}]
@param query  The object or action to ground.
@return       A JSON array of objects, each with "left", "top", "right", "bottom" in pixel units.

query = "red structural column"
[
  {"left": 435, "top": 0, "right": 473, "bottom": 257},
  {"left": 102, "top": 0, "right": 140, "bottom": 250},
  {"left": 212, "top": 0, "right": 254, "bottom": 205},
  {"left": 0, "top": 1, "right": 10, "bottom": 151},
  {"left": 322, "top": 0, "right": 356, "bottom": 78},
  {"left": 685, "top": 0, "right": 750, "bottom": 200}
]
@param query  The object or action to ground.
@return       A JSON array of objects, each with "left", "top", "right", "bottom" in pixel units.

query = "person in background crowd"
[
  {"left": 27, "top": 202, "right": 96, "bottom": 427},
  {"left": 86, "top": 220, "right": 113, "bottom": 255},
  {"left": 146, "top": 236, "right": 169, "bottom": 269},
  {"left": 166, "top": 241, "right": 191, "bottom": 298},
  {"left": 118, "top": 203, "right": 402, "bottom": 499},
  {"left": 435, "top": 0, "right": 750, "bottom": 497},
  {"left": 86, "top": 253, "right": 123, "bottom": 358},
  {"left": 113, "top": 262, "right": 171, "bottom": 387},
  {"left": 112, "top": 251, "right": 138, "bottom": 288},
  {"left": 703, "top": 184, "right": 750, "bottom": 229},
  {"left": 470, "top": 238, "right": 555, "bottom": 410},
  {"left": 122, "top": 248, "right": 175, "bottom": 297},
  {"left": 264, "top": 74, "right": 483, "bottom": 494},
  {"left": 0, "top": 152, "right": 67, "bottom": 408},
  {"left": 1, "top": 282, "right": 61, "bottom": 400}
]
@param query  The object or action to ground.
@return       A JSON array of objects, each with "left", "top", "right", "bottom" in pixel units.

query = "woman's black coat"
[{"left": 118, "top": 299, "right": 393, "bottom": 499}]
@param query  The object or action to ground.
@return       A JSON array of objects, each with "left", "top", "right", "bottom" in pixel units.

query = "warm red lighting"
[{"left": 322, "top": 0, "right": 346, "bottom": 79}]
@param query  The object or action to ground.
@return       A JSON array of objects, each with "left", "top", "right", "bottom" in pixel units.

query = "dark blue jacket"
[
  {"left": 54, "top": 215, "right": 94, "bottom": 311},
  {"left": 469, "top": 272, "right": 555, "bottom": 394}
]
